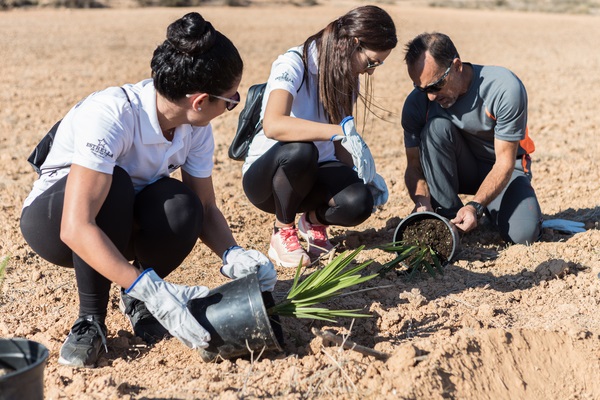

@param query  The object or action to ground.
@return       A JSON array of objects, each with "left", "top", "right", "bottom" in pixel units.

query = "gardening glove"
[
  {"left": 221, "top": 246, "right": 277, "bottom": 292},
  {"left": 126, "top": 268, "right": 210, "bottom": 349},
  {"left": 331, "top": 116, "right": 376, "bottom": 184},
  {"left": 541, "top": 219, "right": 586, "bottom": 234},
  {"left": 368, "top": 173, "right": 389, "bottom": 209}
]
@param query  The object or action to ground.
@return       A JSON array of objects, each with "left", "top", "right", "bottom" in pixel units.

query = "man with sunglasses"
[{"left": 400, "top": 32, "right": 542, "bottom": 245}]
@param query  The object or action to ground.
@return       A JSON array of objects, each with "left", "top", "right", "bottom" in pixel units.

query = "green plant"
[
  {"left": 0, "top": 255, "right": 9, "bottom": 293},
  {"left": 377, "top": 241, "right": 444, "bottom": 279},
  {"left": 267, "top": 246, "right": 378, "bottom": 322}
]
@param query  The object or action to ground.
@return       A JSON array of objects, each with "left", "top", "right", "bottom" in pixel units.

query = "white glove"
[
  {"left": 368, "top": 173, "right": 389, "bottom": 208},
  {"left": 541, "top": 219, "right": 586, "bottom": 234},
  {"left": 331, "top": 116, "right": 376, "bottom": 184},
  {"left": 221, "top": 246, "right": 277, "bottom": 292},
  {"left": 126, "top": 268, "right": 210, "bottom": 349}
]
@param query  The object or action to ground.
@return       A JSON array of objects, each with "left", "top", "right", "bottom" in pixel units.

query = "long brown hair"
[{"left": 302, "top": 5, "right": 397, "bottom": 124}]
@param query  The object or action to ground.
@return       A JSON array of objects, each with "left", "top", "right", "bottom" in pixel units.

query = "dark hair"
[
  {"left": 151, "top": 12, "right": 243, "bottom": 101},
  {"left": 303, "top": 5, "right": 397, "bottom": 124},
  {"left": 404, "top": 32, "right": 459, "bottom": 70}
]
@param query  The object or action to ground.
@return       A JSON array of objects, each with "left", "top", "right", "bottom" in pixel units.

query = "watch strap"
[{"left": 466, "top": 201, "right": 485, "bottom": 219}]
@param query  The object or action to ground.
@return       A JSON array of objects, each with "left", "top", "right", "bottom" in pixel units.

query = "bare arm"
[
  {"left": 404, "top": 147, "right": 433, "bottom": 212},
  {"left": 451, "top": 139, "right": 518, "bottom": 232},
  {"left": 181, "top": 170, "right": 236, "bottom": 258},
  {"left": 262, "top": 89, "right": 342, "bottom": 142},
  {"left": 60, "top": 165, "right": 140, "bottom": 289}
]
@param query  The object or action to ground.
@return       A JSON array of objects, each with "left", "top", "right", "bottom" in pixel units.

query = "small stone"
[{"left": 31, "top": 270, "right": 42, "bottom": 282}]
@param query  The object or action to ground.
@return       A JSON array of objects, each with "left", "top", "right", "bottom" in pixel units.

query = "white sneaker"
[
  {"left": 297, "top": 213, "right": 334, "bottom": 257},
  {"left": 268, "top": 226, "right": 311, "bottom": 268}
]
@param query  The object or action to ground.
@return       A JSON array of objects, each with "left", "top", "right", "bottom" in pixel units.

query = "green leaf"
[
  {"left": 430, "top": 248, "right": 444, "bottom": 275},
  {"left": 268, "top": 246, "right": 377, "bottom": 322}
]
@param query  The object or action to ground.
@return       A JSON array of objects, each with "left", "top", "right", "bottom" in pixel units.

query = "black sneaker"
[
  {"left": 119, "top": 290, "right": 169, "bottom": 344},
  {"left": 58, "top": 315, "right": 108, "bottom": 368}
]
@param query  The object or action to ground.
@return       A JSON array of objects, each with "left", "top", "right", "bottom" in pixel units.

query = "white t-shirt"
[
  {"left": 23, "top": 79, "right": 215, "bottom": 208},
  {"left": 242, "top": 43, "right": 337, "bottom": 174}
]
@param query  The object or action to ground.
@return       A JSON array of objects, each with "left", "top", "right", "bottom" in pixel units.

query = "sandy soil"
[{"left": 1, "top": 3, "right": 600, "bottom": 399}]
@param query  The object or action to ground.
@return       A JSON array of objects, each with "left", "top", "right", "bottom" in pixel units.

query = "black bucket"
[
  {"left": 187, "top": 273, "right": 284, "bottom": 362},
  {"left": 0, "top": 338, "right": 49, "bottom": 400},
  {"left": 393, "top": 211, "right": 460, "bottom": 263}
]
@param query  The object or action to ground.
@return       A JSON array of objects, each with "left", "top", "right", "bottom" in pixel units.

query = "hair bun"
[{"left": 166, "top": 12, "right": 217, "bottom": 56}]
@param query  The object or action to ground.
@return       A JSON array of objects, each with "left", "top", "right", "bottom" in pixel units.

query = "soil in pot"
[{"left": 401, "top": 218, "right": 454, "bottom": 264}]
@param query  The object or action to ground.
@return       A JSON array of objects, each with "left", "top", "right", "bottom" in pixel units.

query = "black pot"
[
  {"left": 0, "top": 338, "right": 49, "bottom": 400},
  {"left": 393, "top": 211, "right": 460, "bottom": 263},
  {"left": 187, "top": 273, "right": 284, "bottom": 362}
]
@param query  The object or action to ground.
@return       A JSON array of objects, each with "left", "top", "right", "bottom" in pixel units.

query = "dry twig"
[{"left": 311, "top": 327, "right": 390, "bottom": 361}]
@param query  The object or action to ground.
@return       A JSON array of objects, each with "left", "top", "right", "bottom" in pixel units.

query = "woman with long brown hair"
[{"left": 241, "top": 5, "right": 397, "bottom": 267}]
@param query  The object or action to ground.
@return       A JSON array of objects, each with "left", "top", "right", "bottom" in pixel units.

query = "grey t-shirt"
[{"left": 401, "top": 64, "right": 534, "bottom": 164}]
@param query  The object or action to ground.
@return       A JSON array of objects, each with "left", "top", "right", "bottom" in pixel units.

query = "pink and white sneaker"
[
  {"left": 297, "top": 213, "right": 334, "bottom": 257},
  {"left": 268, "top": 226, "right": 311, "bottom": 268}
]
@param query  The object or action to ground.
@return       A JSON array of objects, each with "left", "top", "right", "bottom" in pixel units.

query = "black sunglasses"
[
  {"left": 209, "top": 91, "right": 241, "bottom": 111},
  {"left": 414, "top": 56, "right": 457, "bottom": 94}
]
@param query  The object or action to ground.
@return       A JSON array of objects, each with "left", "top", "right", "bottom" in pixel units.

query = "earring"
[{"left": 197, "top": 107, "right": 202, "bottom": 111}]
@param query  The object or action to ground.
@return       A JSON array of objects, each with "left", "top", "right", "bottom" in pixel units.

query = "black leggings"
[
  {"left": 20, "top": 166, "right": 203, "bottom": 318},
  {"left": 242, "top": 142, "right": 373, "bottom": 226}
]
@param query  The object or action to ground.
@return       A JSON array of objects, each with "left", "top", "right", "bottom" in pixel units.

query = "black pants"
[
  {"left": 20, "top": 166, "right": 203, "bottom": 318},
  {"left": 242, "top": 141, "right": 373, "bottom": 227}
]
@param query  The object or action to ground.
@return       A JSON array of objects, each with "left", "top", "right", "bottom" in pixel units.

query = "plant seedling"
[
  {"left": 0, "top": 255, "right": 8, "bottom": 293},
  {"left": 377, "top": 241, "right": 444, "bottom": 279},
  {"left": 267, "top": 246, "right": 378, "bottom": 322}
]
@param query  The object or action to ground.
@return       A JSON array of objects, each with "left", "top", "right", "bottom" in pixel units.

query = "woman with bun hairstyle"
[
  {"left": 242, "top": 5, "right": 397, "bottom": 268},
  {"left": 20, "top": 12, "right": 276, "bottom": 368}
]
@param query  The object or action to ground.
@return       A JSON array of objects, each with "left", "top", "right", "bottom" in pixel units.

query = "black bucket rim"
[
  {"left": 393, "top": 211, "right": 460, "bottom": 263},
  {"left": 0, "top": 338, "right": 49, "bottom": 381}
]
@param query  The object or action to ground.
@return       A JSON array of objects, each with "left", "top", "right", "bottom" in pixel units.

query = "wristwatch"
[{"left": 466, "top": 201, "right": 485, "bottom": 219}]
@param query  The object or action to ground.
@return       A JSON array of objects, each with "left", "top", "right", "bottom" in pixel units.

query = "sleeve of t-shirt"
[
  {"left": 265, "top": 49, "right": 305, "bottom": 98},
  {"left": 488, "top": 69, "right": 528, "bottom": 141},
  {"left": 401, "top": 90, "right": 429, "bottom": 148},
  {"left": 182, "top": 126, "right": 215, "bottom": 178},
  {"left": 70, "top": 93, "right": 133, "bottom": 174}
]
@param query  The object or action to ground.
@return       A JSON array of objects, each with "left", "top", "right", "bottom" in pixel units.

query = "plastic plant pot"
[
  {"left": 187, "top": 273, "right": 284, "bottom": 362},
  {"left": 393, "top": 211, "right": 460, "bottom": 264},
  {"left": 0, "top": 338, "right": 49, "bottom": 400}
]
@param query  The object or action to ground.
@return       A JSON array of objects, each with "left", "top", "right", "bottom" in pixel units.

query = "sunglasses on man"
[{"left": 414, "top": 56, "right": 457, "bottom": 94}]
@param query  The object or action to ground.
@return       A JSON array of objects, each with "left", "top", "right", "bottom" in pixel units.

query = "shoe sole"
[
  {"left": 57, "top": 355, "right": 93, "bottom": 368},
  {"left": 268, "top": 246, "right": 310, "bottom": 268}
]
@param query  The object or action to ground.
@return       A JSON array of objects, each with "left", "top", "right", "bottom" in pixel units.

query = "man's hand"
[
  {"left": 412, "top": 199, "right": 433, "bottom": 213},
  {"left": 126, "top": 269, "right": 210, "bottom": 349},
  {"left": 451, "top": 204, "right": 479, "bottom": 232},
  {"left": 221, "top": 246, "right": 277, "bottom": 292}
]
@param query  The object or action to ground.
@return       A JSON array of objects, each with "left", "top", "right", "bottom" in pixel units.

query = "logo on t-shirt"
[
  {"left": 86, "top": 139, "right": 114, "bottom": 159},
  {"left": 275, "top": 71, "right": 294, "bottom": 84}
]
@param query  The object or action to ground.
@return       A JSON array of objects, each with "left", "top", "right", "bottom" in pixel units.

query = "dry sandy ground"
[{"left": 1, "top": 2, "right": 600, "bottom": 399}]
